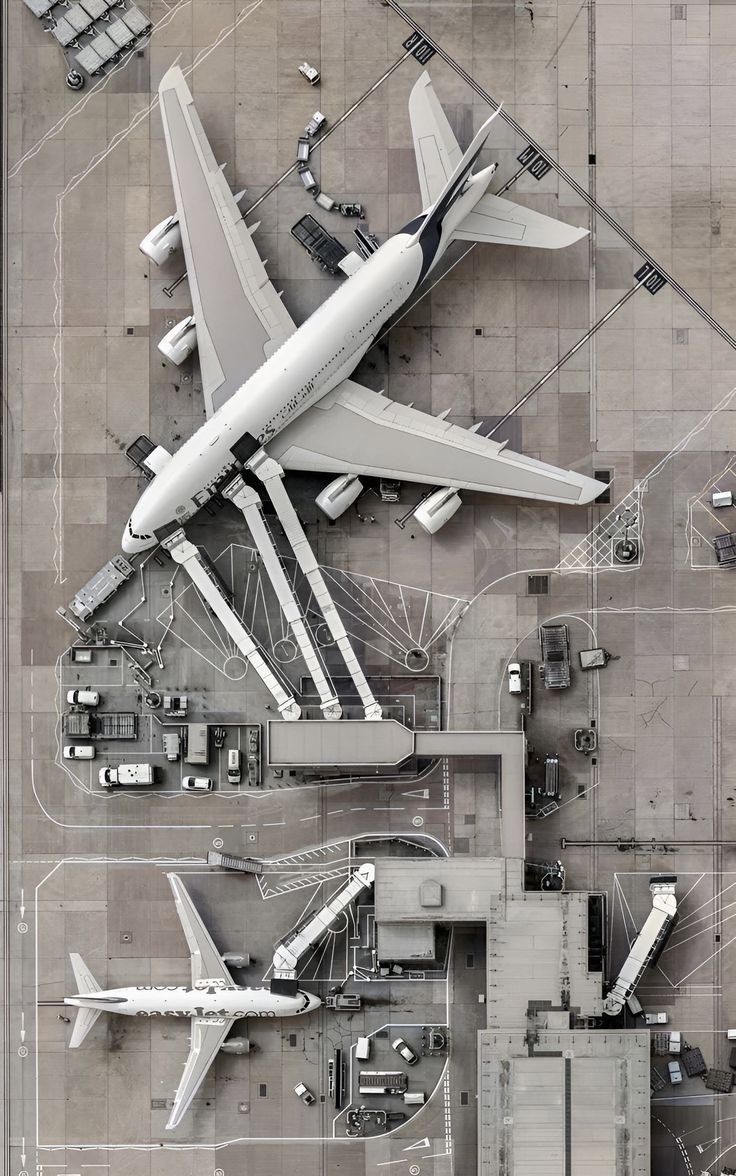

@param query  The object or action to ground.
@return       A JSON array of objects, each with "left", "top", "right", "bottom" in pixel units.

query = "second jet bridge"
[{"left": 271, "top": 862, "right": 375, "bottom": 990}]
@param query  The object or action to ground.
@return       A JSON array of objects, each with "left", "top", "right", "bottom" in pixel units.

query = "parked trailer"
[
  {"left": 603, "top": 876, "right": 677, "bottom": 1016},
  {"left": 358, "top": 1071, "right": 408, "bottom": 1096},
  {"left": 186, "top": 723, "right": 209, "bottom": 765},
  {"left": 63, "top": 712, "right": 138, "bottom": 740},
  {"left": 539, "top": 623, "right": 571, "bottom": 689}
]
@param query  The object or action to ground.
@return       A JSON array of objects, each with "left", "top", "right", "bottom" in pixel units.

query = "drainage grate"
[
  {"left": 593, "top": 470, "right": 611, "bottom": 504},
  {"left": 527, "top": 574, "right": 549, "bottom": 595},
  {"left": 465, "top": 953, "right": 475, "bottom": 969},
  {"left": 258, "top": 1083, "right": 268, "bottom": 1098}
]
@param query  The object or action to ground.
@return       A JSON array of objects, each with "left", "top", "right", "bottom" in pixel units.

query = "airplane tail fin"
[
  {"left": 67, "top": 953, "right": 103, "bottom": 1048},
  {"left": 452, "top": 190, "right": 589, "bottom": 250},
  {"left": 409, "top": 72, "right": 500, "bottom": 215},
  {"left": 409, "top": 71, "right": 463, "bottom": 209},
  {"left": 408, "top": 72, "right": 588, "bottom": 251}
]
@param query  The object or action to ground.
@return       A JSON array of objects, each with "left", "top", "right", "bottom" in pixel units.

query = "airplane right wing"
[
  {"left": 167, "top": 873, "right": 233, "bottom": 986},
  {"left": 268, "top": 378, "right": 605, "bottom": 505},
  {"left": 158, "top": 66, "right": 296, "bottom": 417},
  {"left": 166, "top": 1016, "right": 232, "bottom": 1131}
]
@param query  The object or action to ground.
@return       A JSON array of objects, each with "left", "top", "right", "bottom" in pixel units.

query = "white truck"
[{"left": 99, "top": 764, "right": 155, "bottom": 787}]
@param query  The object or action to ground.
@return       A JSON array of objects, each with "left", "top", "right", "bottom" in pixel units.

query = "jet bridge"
[
  {"left": 222, "top": 474, "right": 342, "bottom": 720},
  {"left": 248, "top": 450, "right": 382, "bottom": 721},
  {"left": 271, "top": 862, "right": 375, "bottom": 985},
  {"left": 603, "top": 876, "right": 677, "bottom": 1016},
  {"left": 161, "top": 527, "right": 301, "bottom": 720}
]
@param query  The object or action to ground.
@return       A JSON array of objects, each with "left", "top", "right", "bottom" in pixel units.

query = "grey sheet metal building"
[{"left": 373, "top": 856, "right": 650, "bottom": 1176}]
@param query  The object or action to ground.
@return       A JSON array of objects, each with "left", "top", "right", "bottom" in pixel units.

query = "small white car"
[
  {"left": 182, "top": 776, "right": 213, "bottom": 792},
  {"left": 668, "top": 1059, "right": 682, "bottom": 1085},
  {"left": 507, "top": 663, "right": 522, "bottom": 694},
  {"left": 298, "top": 62, "right": 320, "bottom": 85},
  {"left": 63, "top": 745, "right": 95, "bottom": 760},
  {"left": 67, "top": 689, "right": 100, "bottom": 707},
  {"left": 392, "top": 1037, "right": 418, "bottom": 1066},
  {"left": 294, "top": 1081, "right": 315, "bottom": 1105}
]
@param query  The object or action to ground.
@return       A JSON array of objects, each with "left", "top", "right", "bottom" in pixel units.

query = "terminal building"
[{"left": 373, "top": 856, "right": 650, "bottom": 1176}]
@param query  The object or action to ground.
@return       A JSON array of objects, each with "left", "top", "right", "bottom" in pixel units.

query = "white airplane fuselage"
[
  {"left": 65, "top": 982, "right": 321, "bottom": 1019},
  {"left": 123, "top": 168, "right": 495, "bottom": 553}
]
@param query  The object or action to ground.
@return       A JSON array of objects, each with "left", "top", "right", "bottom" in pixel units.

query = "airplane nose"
[{"left": 122, "top": 516, "right": 156, "bottom": 554}]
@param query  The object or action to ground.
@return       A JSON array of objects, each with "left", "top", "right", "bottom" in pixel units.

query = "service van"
[
  {"left": 227, "top": 748, "right": 242, "bottom": 785},
  {"left": 63, "top": 745, "right": 95, "bottom": 760},
  {"left": 67, "top": 689, "right": 100, "bottom": 707},
  {"left": 356, "top": 1037, "right": 371, "bottom": 1062}
]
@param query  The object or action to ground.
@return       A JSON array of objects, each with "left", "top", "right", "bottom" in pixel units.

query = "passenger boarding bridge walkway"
[
  {"left": 247, "top": 450, "right": 383, "bottom": 721},
  {"left": 222, "top": 474, "right": 342, "bottom": 720},
  {"left": 160, "top": 527, "right": 302, "bottom": 720}
]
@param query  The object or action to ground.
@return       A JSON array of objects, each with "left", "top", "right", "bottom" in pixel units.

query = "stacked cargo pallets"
[{"left": 681, "top": 1047, "right": 707, "bottom": 1077}]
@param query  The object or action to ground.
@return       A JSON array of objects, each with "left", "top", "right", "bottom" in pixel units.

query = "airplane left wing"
[
  {"left": 268, "top": 379, "right": 606, "bottom": 505},
  {"left": 166, "top": 1016, "right": 232, "bottom": 1130},
  {"left": 167, "top": 873, "right": 233, "bottom": 985},
  {"left": 158, "top": 66, "right": 296, "bottom": 417}
]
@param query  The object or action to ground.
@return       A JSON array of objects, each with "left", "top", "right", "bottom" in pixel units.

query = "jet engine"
[
  {"left": 315, "top": 474, "right": 363, "bottom": 520},
  {"left": 220, "top": 1037, "right": 251, "bottom": 1055},
  {"left": 222, "top": 952, "right": 251, "bottom": 968},
  {"left": 158, "top": 315, "right": 198, "bottom": 366},
  {"left": 412, "top": 486, "right": 462, "bottom": 534},
  {"left": 139, "top": 215, "right": 182, "bottom": 266}
]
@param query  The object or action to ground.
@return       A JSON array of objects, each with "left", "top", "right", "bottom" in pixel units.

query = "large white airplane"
[
  {"left": 123, "top": 67, "right": 605, "bottom": 554},
  {"left": 64, "top": 873, "right": 321, "bottom": 1131}
]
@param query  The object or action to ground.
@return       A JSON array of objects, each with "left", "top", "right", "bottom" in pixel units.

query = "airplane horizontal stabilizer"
[
  {"left": 453, "top": 190, "right": 588, "bottom": 249},
  {"left": 69, "top": 1005, "right": 103, "bottom": 1048},
  {"left": 69, "top": 952, "right": 101, "bottom": 995},
  {"left": 67, "top": 953, "right": 103, "bottom": 1047}
]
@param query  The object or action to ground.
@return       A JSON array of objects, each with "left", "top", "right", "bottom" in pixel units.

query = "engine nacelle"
[
  {"left": 158, "top": 315, "right": 198, "bottom": 366},
  {"left": 139, "top": 215, "right": 182, "bottom": 266},
  {"left": 316, "top": 474, "right": 363, "bottom": 520},
  {"left": 222, "top": 952, "right": 251, "bottom": 968},
  {"left": 141, "top": 445, "right": 172, "bottom": 479},
  {"left": 220, "top": 1037, "right": 251, "bottom": 1055},
  {"left": 413, "top": 486, "right": 462, "bottom": 535}
]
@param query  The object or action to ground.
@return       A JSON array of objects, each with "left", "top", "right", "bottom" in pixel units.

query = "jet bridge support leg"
[
  {"left": 247, "top": 450, "right": 383, "bottom": 721},
  {"left": 161, "top": 527, "right": 301, "bottom": 720},
  {"left": 221, "top": 475, "right": 342, "bottom": 720}
]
